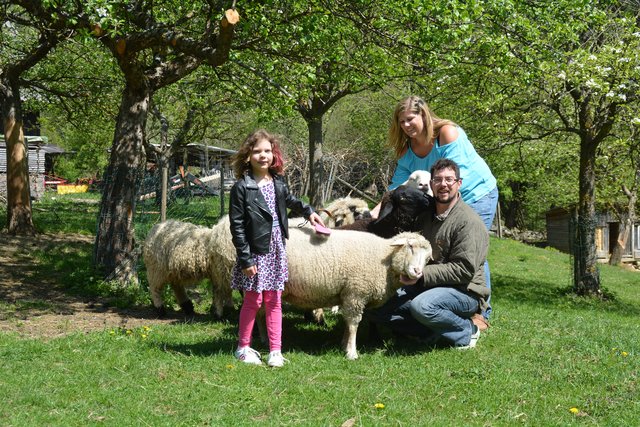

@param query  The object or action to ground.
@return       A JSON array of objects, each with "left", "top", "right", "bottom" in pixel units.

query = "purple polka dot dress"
[{"left": 231, "top": 181, "right": 289, "bottom": 292}]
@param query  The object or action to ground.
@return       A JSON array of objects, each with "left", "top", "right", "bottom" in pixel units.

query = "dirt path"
[{"left": 0, "top": 232, "right": 179, "bottom": 339}]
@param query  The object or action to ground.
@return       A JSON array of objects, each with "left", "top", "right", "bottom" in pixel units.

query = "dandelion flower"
[
  {"left": 126, "top": 329, "right": 132, "bottom": 335},
  {"left": 622, "top": 351, "right": 628, "bottom": 357},
  {"left": 374, "top": 403, "right": 385, "bottom": 409},
  {"left": 226, "top": 364, "right": 235, "bottom": 369},
  {"left": 570, "top": 407, "right": 579, "bottom": 414},
  {"left": 141, "top": 334, "right": 148, "bottom": 339}
]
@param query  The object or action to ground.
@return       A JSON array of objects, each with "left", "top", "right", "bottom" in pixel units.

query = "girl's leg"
[
  {"left": 263, "top": 290, "right": 282, "bottom": 352},
  {"left": 238, "top": 291, "right": 263, "bottom": 348}
]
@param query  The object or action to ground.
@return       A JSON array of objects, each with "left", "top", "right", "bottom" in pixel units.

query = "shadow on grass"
[
  {"left": 492, "top": 273, "right": 640, "bottom": 317},
  {"left": 280, "top": 309, "right": 432, "bottom": 357},
  {"left": 164, "top": 310, "right": 437, "bottom": 359}
]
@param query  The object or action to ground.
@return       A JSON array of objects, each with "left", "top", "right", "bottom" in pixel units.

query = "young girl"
[{"left": 229, "top": 129, "right": 325, "bottom": 367}]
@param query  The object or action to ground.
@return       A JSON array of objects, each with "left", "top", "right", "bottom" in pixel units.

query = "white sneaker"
[
  {"left": 235, "top": 346, "right": 262, "bottom": 365},
  {"left": 456, "top": 324, "right": 480, "bottom": 350},
  {"left": 267, "top": 350, "right": 288, "bottom": 368}
]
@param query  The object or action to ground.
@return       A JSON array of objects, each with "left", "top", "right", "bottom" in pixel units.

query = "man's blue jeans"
[
  {"left": 467, "top": 186, "right": 498, "bottom": 319},
  {"left": 367, "top": 285, "right": 479, "bottom": 347},
  {"left": 410, "top": 287, "right": 479, "bottom": 346}
]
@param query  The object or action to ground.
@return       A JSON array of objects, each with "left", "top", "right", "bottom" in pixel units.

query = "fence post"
[
  {"left": 161, "top": 165, "right": 168, "bottom": 221},
  {"left": 219, "top": 160, "right": 225, "bottom": 218}
]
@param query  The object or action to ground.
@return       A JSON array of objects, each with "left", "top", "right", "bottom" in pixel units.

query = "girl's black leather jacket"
[{"left": 229, "top": 173, "right": 314, "bottom": 269}]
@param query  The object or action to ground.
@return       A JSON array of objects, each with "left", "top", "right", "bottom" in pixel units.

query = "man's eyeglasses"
[{"left": 430, "top": 177, "right": 460, "bottom": 185}]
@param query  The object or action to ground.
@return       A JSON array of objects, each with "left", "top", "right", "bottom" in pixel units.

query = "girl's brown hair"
[
  {"left": 388, "top": 96, "right": 456, "bottom": 159},
  {"left": 231, "top": 129, "right": 285, "bottom": 179}
]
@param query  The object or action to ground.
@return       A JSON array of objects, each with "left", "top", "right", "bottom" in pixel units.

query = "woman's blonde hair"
[
  {"left": 231, "top": 129, "right": 285, "bottom": 179},
  {"left": 388, "top": 96, "right": 456, "bottom": 159}
]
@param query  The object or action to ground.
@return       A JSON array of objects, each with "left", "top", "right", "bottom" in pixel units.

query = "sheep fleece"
[{"left": 284, "top": 226, "right": 422, "bottom": 312}]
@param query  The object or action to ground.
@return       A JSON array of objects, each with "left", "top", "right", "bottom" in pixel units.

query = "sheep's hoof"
[
  {"left": 180, "top": 300, "right": 195, "bottom": 317},
  {"left": 154, "top": 305, "right": 167, "bottom": 318},
  {"left": 345, "top": 351, "right": 359, "bottom": 360},
  {"left": 209, "top": 305, "right": 232, "bottom": 321},
  {"left": 221, "top": 305, "right": 236, "bottom": 321}
]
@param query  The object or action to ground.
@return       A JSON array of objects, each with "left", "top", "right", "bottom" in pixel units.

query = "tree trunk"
[
  {"left": 1, "top": 77, "right": 35, "bottom": 235},
  {"left": 306, "top": 116, "right": 324, "bottom": 208},
  {"left": 93, "top": 84, "right": 150, "bottom": 283},
  {"left": 503, "top": 180, "right": 526, "bottom": 229},
  {"left": 574, "top": 137, "right": 601, "bottom": 295}
]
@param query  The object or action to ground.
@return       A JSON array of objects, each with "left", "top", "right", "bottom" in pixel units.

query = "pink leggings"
[{"left": 237, "top": 290, "right": 282, "bottom": 352}]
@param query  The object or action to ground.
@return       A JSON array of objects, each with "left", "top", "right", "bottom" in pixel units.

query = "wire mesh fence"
[{"left": 1, "top": 145, "right": 390, "bottom": 288}]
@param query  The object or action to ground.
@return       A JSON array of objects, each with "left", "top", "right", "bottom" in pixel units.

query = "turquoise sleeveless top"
[{"left": 389, "top": 126, "right": 496, "bottom": 204}]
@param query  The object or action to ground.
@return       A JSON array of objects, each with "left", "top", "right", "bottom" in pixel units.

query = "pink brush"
[{"left": 314, "top": 223, "right": 332, "bottom": 236}]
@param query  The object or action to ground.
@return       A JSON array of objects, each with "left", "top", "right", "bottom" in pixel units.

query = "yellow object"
[{"left": 57, "top": 184, "right": 89, "bottom": 194}]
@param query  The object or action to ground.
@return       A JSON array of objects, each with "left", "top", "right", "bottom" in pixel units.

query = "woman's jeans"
[{"left": 467, "top": 186, "right": 498, "bottom": 319}]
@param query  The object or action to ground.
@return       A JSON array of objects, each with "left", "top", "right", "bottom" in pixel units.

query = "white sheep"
[
  {"left": 403, "top": 170, "right": 433, "bottom": 196},
  {"left": 317, "top": 196, "right": 371, "bottom": 228},
  {"left": 283, "top": 225, "right": 432, "bottom": 359},
  {"left": 144, "top": 216, "right": 432, "bottom": 360},
  {"left": 142, "top": 195, "right": 369, "bottom": 321},
  {"left": 143, "top": 217, "right": 235, "bottom": 318}
]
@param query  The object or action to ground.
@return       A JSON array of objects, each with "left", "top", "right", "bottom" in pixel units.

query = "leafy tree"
[
  {"left": 1, "top": 2, "right": 72, "bottom": 234},
  {"left": 472, "top": 0, "right": 640, "bottom": 295},
  {"left": 230, "top": 1, "right": 409, "bottom": 206},
  {"left": 10, "top": 0, "right": 239, "bottom": 282},
  {"left": 34, "top": 38, "right": 121, "bottom": 182}
]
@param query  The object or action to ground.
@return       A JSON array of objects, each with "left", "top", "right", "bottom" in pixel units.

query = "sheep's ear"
[
  {"left": 389, "top": 237, "right": 409, "bottom": 247},
  {"left": 376, "top": 200, "right": 395, "bottom": 223}
]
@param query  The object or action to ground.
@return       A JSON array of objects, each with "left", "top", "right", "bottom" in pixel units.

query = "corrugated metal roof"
[
  {"left": 0, "top": 135, "right": 55, "bottom": 173},
  {"left": 185, "top": 142, "right": 237, "bottom": 156}
]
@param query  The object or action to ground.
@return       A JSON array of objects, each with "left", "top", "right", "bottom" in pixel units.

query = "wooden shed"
[
  {"left": 546, "top": 206, "right": 640, "bottom": 263},
  {"left": 0, "top": 136, "right": 64, "bottom": 200}
]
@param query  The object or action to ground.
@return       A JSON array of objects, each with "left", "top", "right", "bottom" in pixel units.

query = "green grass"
[{"left": 1, "top": 198, "right": 639, "bottom": 425}]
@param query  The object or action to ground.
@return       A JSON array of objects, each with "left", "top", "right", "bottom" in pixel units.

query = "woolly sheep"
[
  {"left": 143, "top": 217, "right": 235, "bottom": 318},
  {"left": 143, "top": 196, "right": 369, "bottom": 321},
  {"left": 310, "top": 186, "right": 432, "bottom": 324},
  {"left": 283, "top": 226, "right": 432, "bottom": 359},
  {"left": 145, "top": 215, "right": 432, "bottom": 360},
  {"left": 317, "top": 196, "right": 371, "bottom": 228}
]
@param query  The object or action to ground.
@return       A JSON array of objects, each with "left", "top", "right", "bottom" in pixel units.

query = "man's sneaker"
[
  {"left": 456, "top": 324, "right": 480, "bottom": 350},
  {"left": 267, "top": 350, "right": 288, "bottom": 368},
  {"left": 235, "top": 346, "right": 262, "bottom": 365}
]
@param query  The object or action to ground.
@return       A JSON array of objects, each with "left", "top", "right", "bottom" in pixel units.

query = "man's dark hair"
[{"left": 430, "top": 158, "right": 460, "bottom": 179}]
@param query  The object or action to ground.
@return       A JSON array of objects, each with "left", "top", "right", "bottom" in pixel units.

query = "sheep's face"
[
  {"left": 389, "top": 233, "right": 432, "bottom": 285},
  {"left": 405, "top": 170, "right": 433, "bottom": 196},
  {"left": 320, "top": 197, "right": 371, "bottom": 228},
  {"left": 371, "top": 186, "right": 432, "bottom": 237}
]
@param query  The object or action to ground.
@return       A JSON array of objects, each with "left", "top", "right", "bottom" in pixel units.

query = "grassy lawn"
[{"left": 0, "top": 194, "right": 638, "bottom": 426}]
